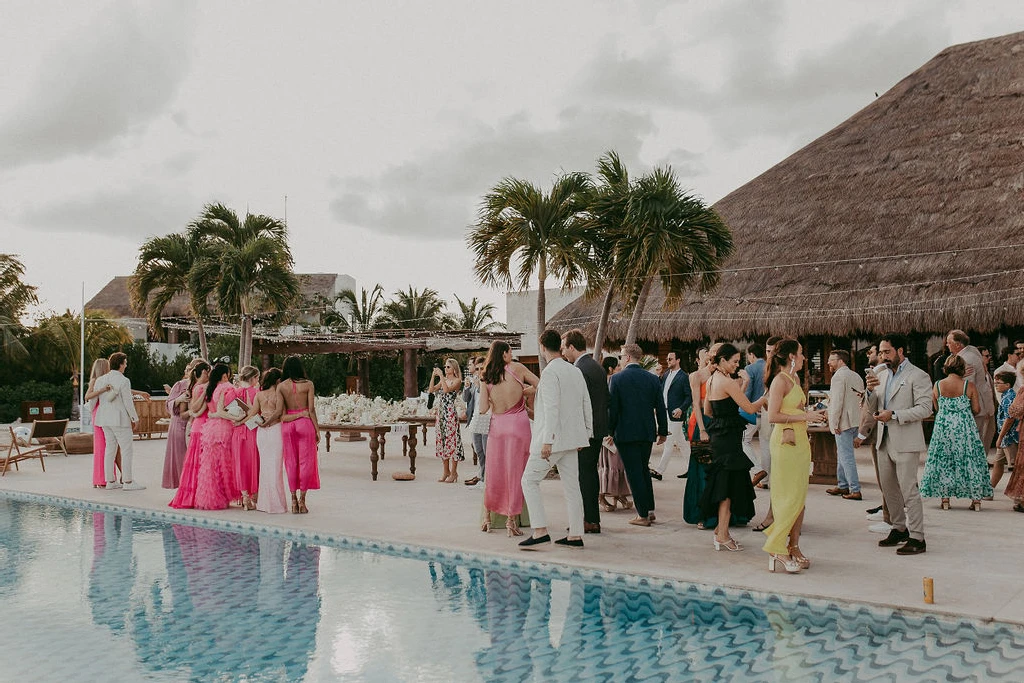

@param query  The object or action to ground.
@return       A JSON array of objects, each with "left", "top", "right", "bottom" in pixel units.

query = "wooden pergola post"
[{"left": 403, "top": 348, "right": 418, "bottom": 398}]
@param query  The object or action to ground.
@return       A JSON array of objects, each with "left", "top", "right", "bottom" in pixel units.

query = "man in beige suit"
[
  {"left": 94, "top": 352, "right": 144, "bottom": 491},
  {"left": 865, "top": 334, "right": 932, "bottom": 555},
  {"left": 826, "top": 350, "right": 865, "bottom": 499},
  {"left": 946, "top": 329, "right": 995, "bottom": 452}
]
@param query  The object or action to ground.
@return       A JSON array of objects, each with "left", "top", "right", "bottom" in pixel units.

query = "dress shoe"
[
  {"left": 628, "top": 517, "right": 652, "bottom": 527},
  {"left": 518, "top": 534, "right": 551, "bottom": 549},
  {"left": 122, "top": 481, "right": 146, "bottom": 491},
  {"left": 895, "top": 538, "right": 927, "bottom": 555},
  {"left": 878, "top": 528, "right": 910, "bottom": 547},
  {"left": 866, "top": 510, "right": 885, "bottom": 521},
  {"left": 584, "top": 522, "right": 601, "bottom": 534},
  {"left": 751, "top": 471, "right": 768, "bottom": 487},
  {"left": 842, "top": 491, "right": 862, "bottom": 501},
  {"left": 865, "top": 505, "right": 883, "bottom": 515},
  {"left": 104, "top": 481, "right": 122, "bottom": 490},
  {"left": 826, "top": 487, "right": 850, "bottom": 496},
  {"left": 677, "top": 473, "right": 687, "bottom": 478},
  {"left": 649, "top": 469, "right": 663, "bottom": 481},
  {"left": 555, "top": 537, "right": 584, "bottom": 548},
  {"left": 463, "top": 476, "right": 480, "bottom": 486}
]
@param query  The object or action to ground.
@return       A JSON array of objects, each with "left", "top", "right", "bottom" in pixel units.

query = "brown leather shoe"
[
  {"left": 584, "top": 522, "right": 601, "bottom": 534},
  {"left": 751, "top": 471, "right": 768, "bottom": 487},
  {"left": 463, "top": 476, "right": 480, "bottom": 486},
  {"left": 826, "top": 487, "right": 850, "bottom": 496},
  {"left": 842, "top": 491, "right": 863, "bottom": 500},
  {"left": 628, "top": 517, "right": 652, "bottom": 527}
]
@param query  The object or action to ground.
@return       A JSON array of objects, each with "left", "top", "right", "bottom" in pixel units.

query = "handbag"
[
  {"left": 468, "top": 412, "right": 491, "bottom": 435},
  {"left": 426, "top": 392, "right": 435, "bottom": 410}
]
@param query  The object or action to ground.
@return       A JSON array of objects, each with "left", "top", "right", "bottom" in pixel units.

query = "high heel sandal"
[
  {"left": 752, "top": 519, "right": 773, "bottom": 532},
  {"left": 616, "top": 496, "right": 633, "bottom": 511},
  {"left": 713, "top": 536, "right": 744, "bottom": 552},
  {"left": 787, "top": 545, "right": 810, "bottom": 569},
  {"left": 481, "top": 519, "right": 491, "bottom": 533},
  {"left": 969, "top": 500, "right": 981, "bottom": 511},
  {"left": 291, "top": 493, "right": 300, "bottom": 514},
  {"left": 600, "top": 495, "right": 617, "bottom": 513},
  {"left": 506, "top": 517, "right": 523, "bottom": 537},
  {"left": 941, "top": 499, "right": 950, "bottom": 510},
  {"left": 241, "top": 492, "right": 256, "bottom": 511},
  {"left": 297, "top": 490, "right": 309, "bottom": 514},
  {"left": 768, "top": 553, "right": 803, "bottom": 573}
]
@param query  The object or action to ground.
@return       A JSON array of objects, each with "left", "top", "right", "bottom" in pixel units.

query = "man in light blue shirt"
[{"left": 742, "top": 343, "right": 768, "bottom": 484}]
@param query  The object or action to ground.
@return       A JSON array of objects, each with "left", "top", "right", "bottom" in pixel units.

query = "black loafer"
[
  {"left": 518, "top": 534, "right": 551, "bottom": 549},
  {"left": 649, "top": 469, "right": 663, "bottom": 481},
  {"left": 677, "top": 473, "right": 687, "bottom": 478},
  {"left": 878, "top": 528, "right": 910, "bottom": 547},
  {"left": 896, "top": 538, "right": 927, "bottom": 555},
  {"left": 555, "top": 537, "right": 584, "bottom": 548}
]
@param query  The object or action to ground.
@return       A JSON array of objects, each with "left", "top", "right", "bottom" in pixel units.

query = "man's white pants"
[
  {"left": 521, "top": 449, "right": 584, "bottom": 537},
  {"left": 744, "top": 415, "right": 772, "bottom": 477},
  {"left": 654, "top": 420, "right": 690, "bottom": 475},
  {"left": 102, "top": 426, "right": 134, "bottom": 483}
]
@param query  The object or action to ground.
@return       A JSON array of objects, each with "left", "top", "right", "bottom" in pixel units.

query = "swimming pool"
[{"left": 1, "top": 494, "right": 1022, "bottom": 682}]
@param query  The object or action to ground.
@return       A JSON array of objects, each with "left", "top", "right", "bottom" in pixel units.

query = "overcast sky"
[{"left": 2, "top": 0, "right": 1021, "bottom": 324}]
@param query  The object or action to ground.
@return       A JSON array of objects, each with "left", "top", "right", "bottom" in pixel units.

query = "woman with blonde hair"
[
  {"left": 85, "top": 357, "right": 117, "bottom": 488},
  {"left": 230, "top": 365, "right": 262, "bottom": 510},
  {"left": 428, "top": 357, "right": 468, "bottom": 483}
]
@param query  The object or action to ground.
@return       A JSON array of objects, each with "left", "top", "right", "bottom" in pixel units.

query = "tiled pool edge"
[{"left": 5, "top": 488, "right": 1022, "bottom": 633}]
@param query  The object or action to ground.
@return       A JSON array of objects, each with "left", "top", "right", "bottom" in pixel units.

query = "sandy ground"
[{"left": 3, "top": 427, "right": 1022, "bottom": 625}]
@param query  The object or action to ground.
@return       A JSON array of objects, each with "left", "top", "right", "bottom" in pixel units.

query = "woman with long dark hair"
[
  {"left": 277, "top": 356, "right": 320, "bottom": 513},
  {"left": 762, "top": 339, "right": 826, "bottom": 573},
  {"left": 699, "top": 343, "right": 768, "bottom": 552},
  {"left": 478, "top": 340, "right": 539, "bottom": 536},
  {"left": 162, "top": 358, "right": 200, "bottom": 489},
  {"left": 169, "top": 360, "right": 211, "bottom": 509},
  {"left": 195, "top": 363, "right": 239, "bottom": 510}
]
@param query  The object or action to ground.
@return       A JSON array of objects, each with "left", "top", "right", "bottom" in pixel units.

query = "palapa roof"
[
  {"left": 551, "top": 31, "right": 1024, "bottom": 342},
  {"left": 86, "top": 273, "right": 343, "bottom": 319}
]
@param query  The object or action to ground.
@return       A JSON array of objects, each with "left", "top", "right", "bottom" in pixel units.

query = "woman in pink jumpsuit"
[
  {"left": 277, "top": 356, "right": 320, "bottom": 514},
  {"left": 231, "top": 365, "right": 261, "bottom": 510}
]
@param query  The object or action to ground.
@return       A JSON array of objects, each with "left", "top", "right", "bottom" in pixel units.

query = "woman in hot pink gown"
[
  {"left": 277, "top": 356, "right": 320, "bottom": 514},
  {"left": 478, "top": 341, "right": 539, "bottom": 536},
  {"left": 85, "top": 358, "right": 113, "bottom": 488},
  {"left": 170, "top": 362, "right": 211, "bottom": 509},
  {"left": 195, "top": 363, "right": 241, "bottom": 510},
  {"left": 231, "top": 365, "right": 261, "bottom": 510}
]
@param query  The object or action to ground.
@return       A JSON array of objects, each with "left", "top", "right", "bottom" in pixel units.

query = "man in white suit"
[
  {"left": 520, "top": 329, "right": 593, "bottom": 549},
  {"left": 946, "top": 329, "right": 995, "bottom": 452},
  {"left": 826, "top": 350, "right": 865, "bottom": 500},
  {"left": 94, "top": 352, "right": 144, "bottom": 491},
  {"left": 865, "top": 334, "right": 932, "bottom": 555}
]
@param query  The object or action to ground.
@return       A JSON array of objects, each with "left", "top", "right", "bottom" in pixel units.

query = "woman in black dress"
[{"left": 699, "top": 343, "right": 768, "bottom": 552}]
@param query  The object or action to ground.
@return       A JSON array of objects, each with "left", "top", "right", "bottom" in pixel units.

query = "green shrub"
[{"left": 0, "top": 380, "right": 74, "bottom": 423}]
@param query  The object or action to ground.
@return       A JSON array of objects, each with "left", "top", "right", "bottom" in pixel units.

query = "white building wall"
[{"left": 505, "top": 287, "right": 584, "bottom": 358}]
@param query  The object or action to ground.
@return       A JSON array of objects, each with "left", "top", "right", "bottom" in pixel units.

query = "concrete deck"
[{"left": 3, "top": 430, "right": 1022, "bottom": 625}]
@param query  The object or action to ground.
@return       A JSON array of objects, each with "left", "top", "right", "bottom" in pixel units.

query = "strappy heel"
[
  {"left": 241, "top": 492, "right": 256, "bottom": 511},
  {"left": 616, "top": 496, "right": 633, "bottom": 510},
  {"left": 506, "top": 517, "right": 523, "bottom": 537},
  {"left": 713, "top": 536, "right": 743, "bottom": 552},
  {"left": 768, "top": 553, "right": 802, "bottom": 573},
  {"left": 969, "top": 500, "right": 981, "bottom": 511},
  {"left": 297, "top": 490, "right": 309, "bottom": 514},
  {"left": 788, "top": 545, "right": 810, "bottom": 569},
  {"left": 600, "top": 495, "right": 617, "bottom": 513},
  {"left": 291, "top": 492, "right": 300, "bottom": 514}
]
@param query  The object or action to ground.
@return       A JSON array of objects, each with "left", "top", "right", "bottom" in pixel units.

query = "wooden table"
[
  {"left": 320, "top": 424, "right": 395, "bottom": 481},
  {"left": 402, "top": 415, "right": 475, "bottom": 464}
]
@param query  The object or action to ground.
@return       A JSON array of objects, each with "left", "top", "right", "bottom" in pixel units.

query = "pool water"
[{"left": 1, "top": 496, "right": 1022, "bottom": 682}]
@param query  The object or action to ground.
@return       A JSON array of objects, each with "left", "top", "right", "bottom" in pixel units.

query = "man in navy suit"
[
  {"left": 652, "top": 348, "right": 692, "bottom": 480},
  {"left": 608, "top": 343, "right": 668, "bottom": 527}
]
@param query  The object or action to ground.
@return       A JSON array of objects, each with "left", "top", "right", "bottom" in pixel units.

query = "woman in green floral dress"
[{"left": 920, "top": 355, "right": 994, "bottom": 510}]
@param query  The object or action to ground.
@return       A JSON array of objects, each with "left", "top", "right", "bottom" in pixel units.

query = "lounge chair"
[
  {"left": 3, "top": 426, "right": 47, "bottom": 476},
  {"left": 28, "top": 419, "right": 69, "bottom": 457}
]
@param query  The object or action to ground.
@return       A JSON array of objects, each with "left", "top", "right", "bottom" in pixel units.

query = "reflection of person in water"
[{"left": 88, "top": 512, "right": 134, "bottom": 633}]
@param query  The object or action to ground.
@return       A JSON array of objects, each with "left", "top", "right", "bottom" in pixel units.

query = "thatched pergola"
[{"left": 551, "top": 31, "right": 1024, "bottom": 348}]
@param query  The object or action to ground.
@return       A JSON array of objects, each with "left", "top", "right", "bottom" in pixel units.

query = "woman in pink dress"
[
  {"left": 247, "top": 368, "right": 288, "bottom": 514},
  {"left": 85, "top": 357, "right": 116, "bottom": 488},
  {"left": 162, "top": 359, "right": 199, "bottom": 489},
  {"left": 169, "top": 361, "right": 211, "bottom": 509},
  {"left": 478, "top": 341, "right": 539, "bottom": 536},
  {"left": 230, "top": 365, "right": 261, "bottom": 510},
  {"left": 195, "top": 363, "right": 241, "bottom": 510},
  {"left": 277, "top": 356, "right": 320, "bottom": 514}
]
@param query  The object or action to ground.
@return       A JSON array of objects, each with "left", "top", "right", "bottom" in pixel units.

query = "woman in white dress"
[{"left": 245, "top": 368, "right": 288, "bottom": 514}]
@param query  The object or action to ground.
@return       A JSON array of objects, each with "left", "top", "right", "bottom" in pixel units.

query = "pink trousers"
[{"left": 281, "top": 414, "right": 320, "bottom": 492}]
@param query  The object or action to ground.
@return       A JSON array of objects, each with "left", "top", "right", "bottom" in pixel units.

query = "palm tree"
[
  {"left": 0, "top": 253, "right": 38, "bottom": 360},
  {"left": 129, "top": 231, "right": 214, "bottom": 360},
  {"left": 379, "top": 286, "right": 448, "bottom": 330},
  {"left": 188, "top": 203, "right": 300, "bottom": 366},
  {"left": 468, "top": 172, "right": 594, "bottom": 368},
  {"left": 35, "top": 310, "right": 134, "bottom": 376},
  {"left": 616, "top": 166, "right": 733, "bottom": 346},
  {"left": 336, "top": 284, "right": 385, "bottom": 332},
  {"left": 449, "top": 295, "right": 503, "bottom": 332}
]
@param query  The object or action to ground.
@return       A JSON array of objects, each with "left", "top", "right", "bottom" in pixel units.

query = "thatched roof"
[
  {"left": 86, "top": 273, "right": 343, "bottom": 319},
  {"left": 551, "top": 31, "right": 1024, "bottom": 341}
]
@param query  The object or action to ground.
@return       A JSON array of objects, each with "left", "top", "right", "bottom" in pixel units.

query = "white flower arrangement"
[{"left": 316, "top": 393, "right": 466, "bottom": 425}]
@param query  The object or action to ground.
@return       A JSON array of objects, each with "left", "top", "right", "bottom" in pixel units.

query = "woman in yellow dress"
[{"left": 762, "top": 339, "right": 826, "bottom": 573}]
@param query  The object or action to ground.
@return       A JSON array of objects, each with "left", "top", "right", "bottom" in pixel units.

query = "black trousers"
[
  {"left": 578, "top": 439, "right": 601, "bottom": 524},
  {"left": 616, "top": 440, "right": 655, "bottom": 517}
]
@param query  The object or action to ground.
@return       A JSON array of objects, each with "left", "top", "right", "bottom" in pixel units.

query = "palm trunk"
[
  {"left": 536, "top": 259, "right": 547, "bottom": 370},
  {"left": 238, "top": 314, "right": 252, "bottom": 368},
  {"left": 592, "top": 283, "right": 616, "bottom": 363},
  {"left": 195, "top": 315, "right": 209, "bottom": 361},
  {"left": 624, "top": 277, "right": 653, "bottom": 347}
]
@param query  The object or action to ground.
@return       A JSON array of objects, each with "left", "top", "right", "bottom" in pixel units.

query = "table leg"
[
  {"left": 369, "top": 431, "right": 380, "bottom": 481},
  {"left": 380, "top": 433, "right": 385, "bottom": 459},
  {"left": 408, "top": 429, "right": 417, "bottom": 475},
  {"left": 324, "top": 429, "right": 331, "bottom": 452}
]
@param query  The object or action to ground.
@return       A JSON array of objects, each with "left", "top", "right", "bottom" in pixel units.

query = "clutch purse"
[{"left": 469, "top": 412, "right": 491, "bottom": 435}]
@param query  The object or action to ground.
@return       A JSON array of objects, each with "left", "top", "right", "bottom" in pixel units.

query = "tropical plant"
[
  {"left": 129, "top": 231, "right": 214, "bottom": 360},
  {"left": 616, "top": 167, "right": 733, "bottom": 346},
  {"left": 379, "top": 286, "right": 448, "bottom": 330},
  {"left": 450, "top": 295, "right": 503, "bottom": 331},
  {"left": 188, "top": 203, "right": 301, "bottom": 366},
  {"left": 34, "top": 310, "right": 134, "bottom": 377},
  {"left": 467, "top": 172, "right": 595, "bottom": 368},
  {"left": 0, "top": 254, "right": 39, "bottom": 360},
  {"left": 336, "top": 284, "right": 386, "bottom": 332}
]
